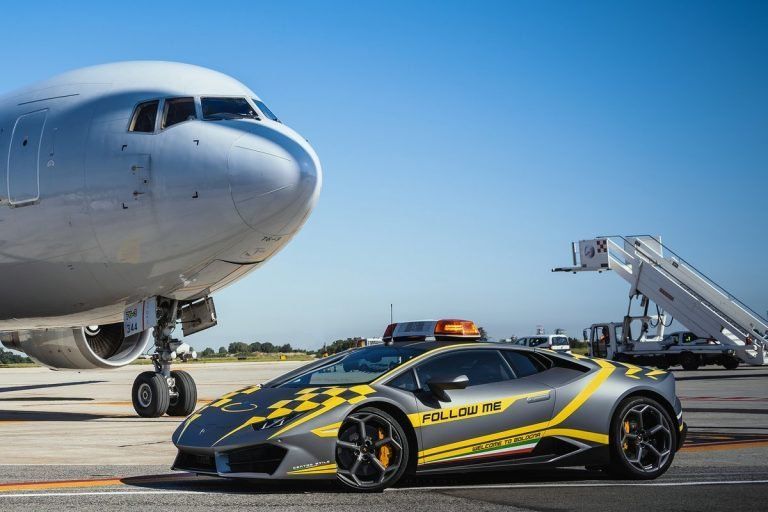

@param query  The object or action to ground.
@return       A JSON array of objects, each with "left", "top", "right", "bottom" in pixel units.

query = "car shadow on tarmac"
[
  {"left": 675, "top": 371, "right": 768, "bottom": 381},
  {"left": 120, "top": 467, "right": 611, "bottom": 494}
]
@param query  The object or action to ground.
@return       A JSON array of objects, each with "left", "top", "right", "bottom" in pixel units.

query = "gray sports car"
[{"left": 172, "top": 320, "right": 687, "bottom": 491}]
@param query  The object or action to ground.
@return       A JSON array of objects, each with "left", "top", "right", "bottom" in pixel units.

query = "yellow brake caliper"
[
  {"left": 623, "top": 420, "right": 630, "bottom": 450},
  {"left": 378, "top": 428, "right": 391, "bottom": 467}
]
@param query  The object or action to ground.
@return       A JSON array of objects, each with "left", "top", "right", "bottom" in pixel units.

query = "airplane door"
[
  {"left": 412, "top": 349, "right": 554, "bottom": 469},
  {"left": 7, "top": 109, "right": 47, "bottom": 206}
]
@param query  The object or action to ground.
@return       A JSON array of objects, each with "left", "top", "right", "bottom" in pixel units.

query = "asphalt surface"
[{"left": 1, "top": 363, "right": 767, "bottom": 510}]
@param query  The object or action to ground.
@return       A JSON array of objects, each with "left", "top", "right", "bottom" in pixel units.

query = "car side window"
[
  {"left": 416, "top": 350, "right": 512, "bottom": 389},
  {"left": 129, "top": 100, "right": 159, "bottom": 133},
  {"left": 388, "top": 369, "right": 419, "bottom": 392},
  {"left": 162, "top": 97, "right": 197, "bottom": 129},
  {"left": 502, "top": 350, "right": 547, "bottom": 378}
]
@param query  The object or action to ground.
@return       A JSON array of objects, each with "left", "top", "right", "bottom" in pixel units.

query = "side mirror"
[{"left": 427, "top": 374, "right": 469, "bottom": 402}]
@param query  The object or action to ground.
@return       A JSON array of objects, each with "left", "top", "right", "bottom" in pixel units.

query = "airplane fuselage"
[{"left": 0, "top": 61, "right": 321, "bottom": 330}]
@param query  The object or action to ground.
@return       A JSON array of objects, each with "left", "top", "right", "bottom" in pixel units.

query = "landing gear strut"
[{"left": 131, "top": 298, "right": 197, "bottom": 418}]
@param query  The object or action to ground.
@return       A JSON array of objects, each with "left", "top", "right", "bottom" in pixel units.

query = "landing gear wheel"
[
  {"left": 167, "top": 370, "right": 197, "bottom": 417},
  {"left": 607, "top": 397, "right": 675, "bottom": 479},
  {"left": 722, "top": 356, "right": 740, "bottom": 370},
  {"left": 132, "top": 371, "right": 170, "bottom": 418},
  {"left": 335, "top": 408, "right": 409, "bottom": 492},
  {"left": 680, "top": 352, "right": 700, "bottom": 371}
]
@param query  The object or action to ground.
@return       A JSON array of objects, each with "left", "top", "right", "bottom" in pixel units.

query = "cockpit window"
[
  {"left": 129, "top": 100, "right": 159, "bottom": 133},
  {"left": 201, "top": 97, "right": 259, "bottom": 121},
  {"left": 162, "top": 97, "right": 196, "bottom": 129},
  {"left": 253, "top": 99, "right": 280, "bottom": 122}
]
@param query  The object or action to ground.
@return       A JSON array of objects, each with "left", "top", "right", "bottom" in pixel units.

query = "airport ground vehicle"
[
  {"left": 173, "top": 319, "right": 686, "bottom": 491},
  {"left": 513, "top": 334, "right": 571, "bottom": 354},
  {"left": 585, "top": 323, "right": 740, "bottom": 370},
  {"left": 555, "top": 236, "right": 767, "bottom": 367}
]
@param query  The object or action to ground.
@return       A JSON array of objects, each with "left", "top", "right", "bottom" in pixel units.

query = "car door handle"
[{"left": 526, "top": 393, "right": 551, "bottom": 404}]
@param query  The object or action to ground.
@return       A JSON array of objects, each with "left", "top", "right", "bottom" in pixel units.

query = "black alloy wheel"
[
  {"left": 608, "top": 397, "right": 676, "bottom": 479},
  {"left": 335, "top": 408, "right": 409, "bottom": 492}
]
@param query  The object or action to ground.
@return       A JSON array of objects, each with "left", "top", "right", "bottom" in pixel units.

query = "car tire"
[
  {"left": 335, "top": 407, "right": 410, "bottom": 492},
  {"left": 680, "top": 352, "right": 700, "bottom": 371},
  {"left": 132, "top": 371, "right": 170, "bottom": 418},
  {"left": 607, "top": 396, "right": 676, "bottom": 480},
  {"left": 167, "top": 370, "right": 197, "bottom": 417},
  {"left": 722, "top": 357, "right": 740, "bottom": 370}
]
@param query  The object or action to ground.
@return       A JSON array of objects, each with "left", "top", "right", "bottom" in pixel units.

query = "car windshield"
[
  {"left": 201, "top": 97, "right": 259, "bottom": 120},
  {"left": 276, "top": 345, "right": 424, "bottom": 388}
]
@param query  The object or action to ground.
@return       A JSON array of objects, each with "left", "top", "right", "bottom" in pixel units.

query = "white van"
[{"left": 513, "top": 335, "right": 571, "bottom": 353}]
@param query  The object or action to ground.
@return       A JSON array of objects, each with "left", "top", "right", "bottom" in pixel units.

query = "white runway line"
[
  {"left": 2, "top": 478, "right": 768, "bottom": 498},
  {"left": 390, "top": 479, "right": 768, "bottom": 492}
]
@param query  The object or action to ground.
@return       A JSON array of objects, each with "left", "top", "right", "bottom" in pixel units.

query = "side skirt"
[{"left": 415, "top": 445, "right": 609, "bottom": 475}]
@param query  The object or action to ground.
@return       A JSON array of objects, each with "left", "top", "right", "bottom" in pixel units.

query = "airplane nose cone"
[{"left": 227, "top": 130, "right": 321, "bottom": 236}]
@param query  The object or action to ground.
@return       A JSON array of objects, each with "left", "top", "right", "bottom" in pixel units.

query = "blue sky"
[{"left": 1, "top": 1, "right": 765, "bottom": 349}]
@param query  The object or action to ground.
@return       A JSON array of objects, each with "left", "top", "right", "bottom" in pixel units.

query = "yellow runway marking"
[
  {"left": 0, "top": 478, "right": 124, "bottom": 493},
  {"left": 0, "top": 473, "right": 196, "bottom": 493},
  {"left": 681, "top": 440, "right": 768, "bottom": 452}
]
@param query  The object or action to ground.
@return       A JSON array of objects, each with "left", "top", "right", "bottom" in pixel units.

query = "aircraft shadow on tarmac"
[
  {"left": 121, "top": 467, "right": 612, "bottom": 494},
  {"left": 0, "top": 380, "right": 106, "bottom": 394},
  {"left": 0, "top": 396, "right": 95, "bottom": 402},
  {"left": 0, "top": 409, "right": 120, "bottom": 421}
]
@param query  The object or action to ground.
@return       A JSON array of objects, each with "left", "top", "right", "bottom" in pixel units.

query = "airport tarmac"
[{"left": 1, "top": 362, "right": 767, "bottom": 510}]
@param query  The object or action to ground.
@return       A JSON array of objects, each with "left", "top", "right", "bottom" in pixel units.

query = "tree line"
[
  {"left": 0, "top": 348, "right": 32, "bottom": 365},
  {"left": 198, "top": 341, "right": 307, "bottom": 358}
]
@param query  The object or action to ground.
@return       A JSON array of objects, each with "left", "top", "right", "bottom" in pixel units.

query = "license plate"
[{"left": 124, "top": 297, "right": 157, "bottom": 337}]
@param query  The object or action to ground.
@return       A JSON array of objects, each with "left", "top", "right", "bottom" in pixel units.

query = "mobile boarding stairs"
[{"left": 553, "top": 235, "right": 767, "bottom": 366}]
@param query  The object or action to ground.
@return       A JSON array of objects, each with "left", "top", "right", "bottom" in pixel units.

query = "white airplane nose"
[{"left": 227, "top": 131, "right": 321, "bottom": 236}]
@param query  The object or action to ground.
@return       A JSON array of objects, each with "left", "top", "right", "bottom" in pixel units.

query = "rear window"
[
  {"left": 502, "top": 351, "right": 547, "bottom": 378},
  {"left": 553, "top": 336, "right": 570, "bottom": 347}
]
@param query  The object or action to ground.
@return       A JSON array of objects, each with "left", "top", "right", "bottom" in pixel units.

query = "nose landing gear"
[{"left": 131, "top": 299, "right": 198, "bottom": 418}]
